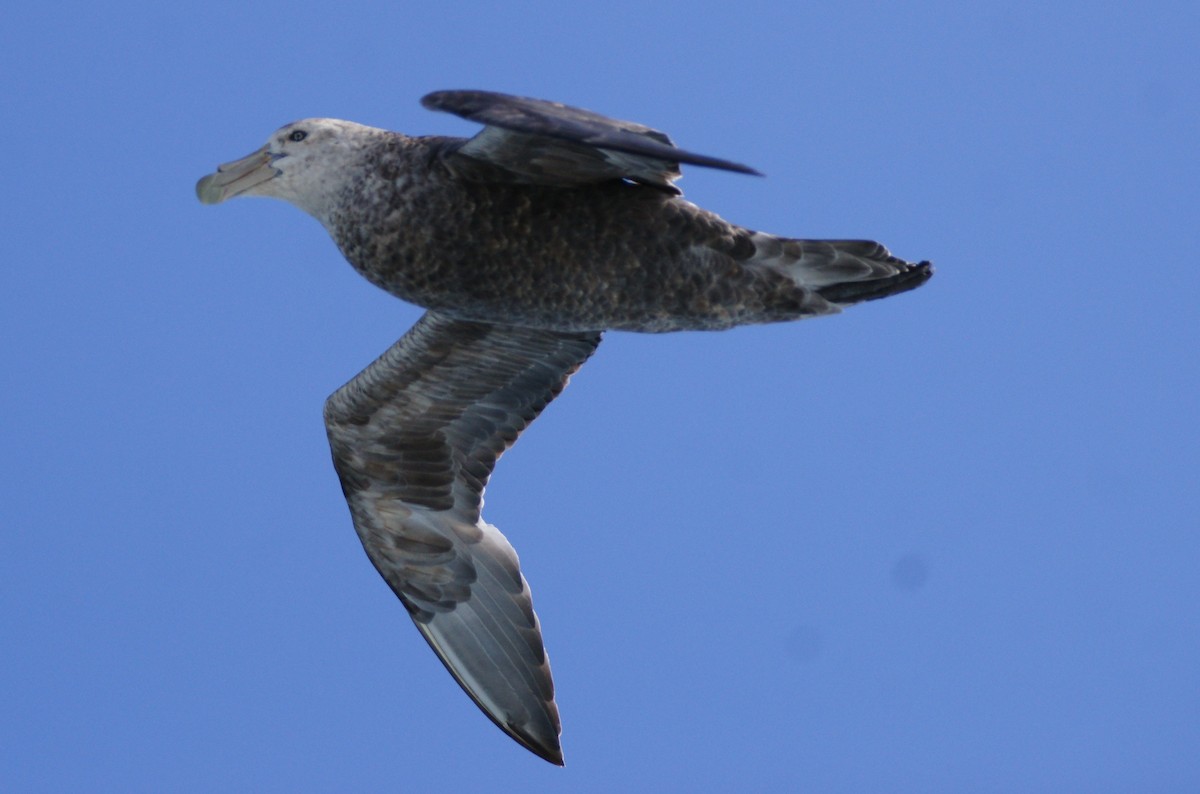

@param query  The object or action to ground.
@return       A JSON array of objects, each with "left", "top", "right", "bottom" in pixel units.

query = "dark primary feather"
[
  {"left": 422, "top": 89, "right": 761, "bottom": 192},
  {"left": 324, "top": 311, "right": 600, "bottom": 765}
]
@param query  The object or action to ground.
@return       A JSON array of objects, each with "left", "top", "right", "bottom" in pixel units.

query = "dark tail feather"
[{"left": 817, "top": 260, "right": 933, "bottom": 306}]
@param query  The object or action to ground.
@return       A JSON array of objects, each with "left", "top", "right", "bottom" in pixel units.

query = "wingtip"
[
  {"left": 421, "top": 89, "right": 504, "bottom": 115},
  {"left": 505, "top": 718, "right": 564, "bottom": 765},
  {"left": 419, "top": 89, "right": 451, "bottom": 111},
  {"left": 500, "top": 724, "right": 563, "bottom": 765},
  {"left": 723, "top": 161, "right": 765, "bottom": 177},
  {"left": 673, "top": 150, "right": 764, "bottom": 177}
]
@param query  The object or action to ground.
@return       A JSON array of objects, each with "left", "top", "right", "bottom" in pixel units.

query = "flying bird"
[{"left": 196, "top": 89, "right": 931, "bottom": 764}]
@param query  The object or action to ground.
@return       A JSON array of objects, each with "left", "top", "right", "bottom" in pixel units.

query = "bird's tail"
[{"left": 748, "top": 234, "right": 933, "bottom": 307}]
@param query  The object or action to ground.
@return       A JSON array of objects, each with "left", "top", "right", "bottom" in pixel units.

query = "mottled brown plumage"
[
  {"left": 196, "top": 90, "right": 931, "bottom": 765},
  {"left": 317, "top": 130, "right": 927, "bottom": 332}
]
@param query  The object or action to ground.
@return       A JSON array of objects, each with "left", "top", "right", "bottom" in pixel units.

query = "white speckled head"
[{"left": 196, "top": 118, "right": 385, "bottom": 224}]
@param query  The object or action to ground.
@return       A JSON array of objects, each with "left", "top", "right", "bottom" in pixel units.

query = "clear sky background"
[{"left": 3, "top": 2, "right": 1198, "bottom": 791}]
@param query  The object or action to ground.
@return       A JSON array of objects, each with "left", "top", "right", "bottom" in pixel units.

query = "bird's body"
[
  {"left": 330, "top": 143, "right": 804, "bottom": 333},
  {"left": 197, "top": 90, "right": 931, "bottom": 765}
]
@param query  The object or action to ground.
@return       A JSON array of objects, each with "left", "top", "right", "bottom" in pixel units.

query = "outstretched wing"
[
  {"left": 422, "top": 89, "right": 760, "bottom": 192},
  {"left": 324, "top": 311, "right": 601, "bottom": 765}
]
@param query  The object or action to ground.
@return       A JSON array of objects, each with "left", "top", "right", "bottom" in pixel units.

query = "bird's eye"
[{"left": 288, "top": 130, "right": 308, "bottom": 142}]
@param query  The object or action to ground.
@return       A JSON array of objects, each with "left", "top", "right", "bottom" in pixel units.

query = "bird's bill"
[{"left": 195, "top": 146, "right": 277, "bottom": 205}]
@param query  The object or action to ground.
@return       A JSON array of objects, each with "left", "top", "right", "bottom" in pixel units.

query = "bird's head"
[{"left": 196, "top": 118, "right": 382, "bottom": 220}]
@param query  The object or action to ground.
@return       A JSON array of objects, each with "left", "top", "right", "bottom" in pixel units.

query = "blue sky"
[{"left": 3, "top": 2, "right": 1198, "bottom": 791}]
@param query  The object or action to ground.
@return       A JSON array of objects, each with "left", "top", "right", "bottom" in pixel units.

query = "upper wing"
[
  {"left": 324, "top": 311, "right": 601, "bottom": 765},
  {"left": 422, "top": 89, "right": 761, "bottom": 192}
]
